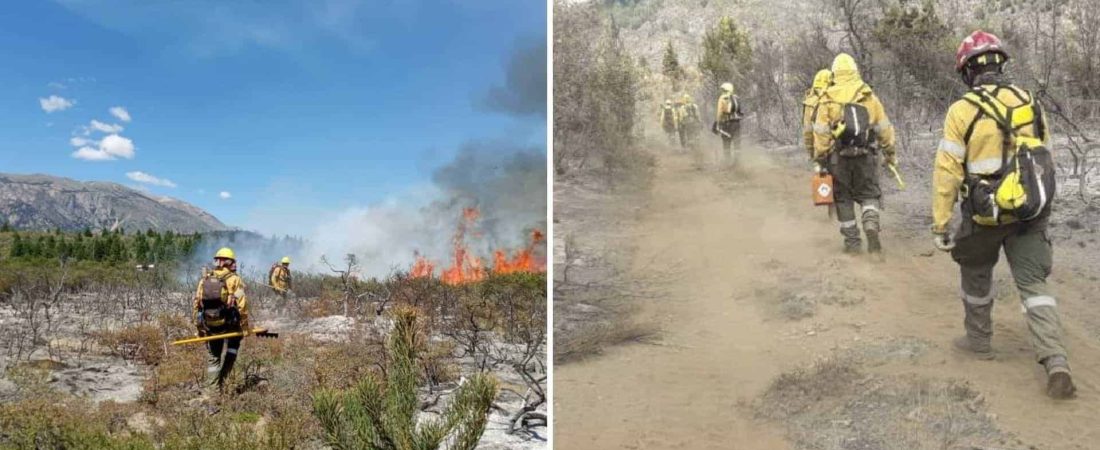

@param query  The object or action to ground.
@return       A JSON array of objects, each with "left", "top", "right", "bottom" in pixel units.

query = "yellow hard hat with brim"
[
  {"left": 281, "top": 256, "right": 291, "bottom": 265},
  {"left": 215, "top": 247, "right": 236, "bottom": 260}
]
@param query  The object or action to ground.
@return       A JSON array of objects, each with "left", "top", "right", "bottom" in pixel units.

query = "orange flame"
[
  {"left": 410, "top": 252, "right": 434, "bottom": 278},
  {"left": 410, "top": 208, "right": 545, "bottom": 284},
  {"left": 492, "top": 229, "right": 546, "bottom": 274}
]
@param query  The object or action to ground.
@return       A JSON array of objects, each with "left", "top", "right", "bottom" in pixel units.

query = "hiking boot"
[
  {"left": 1043, "top": 356, "right": 1076, "bottom": 399},
  {"left": 841, "top": 225, "right": 862, "bottom": 254},
  {"left": 866, "top": 230, "right": 882, "bottom": 253},
  {"left": 953, "top": 336, "right": 994, "bottom": 360}
]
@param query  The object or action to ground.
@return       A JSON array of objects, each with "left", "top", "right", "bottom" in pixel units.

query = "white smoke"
[
  {"left": 297, "top": 141, "right": 548, "bottom": 277},
  {"left": 194, "top": 142, "right": 546, "bottom": 279}
]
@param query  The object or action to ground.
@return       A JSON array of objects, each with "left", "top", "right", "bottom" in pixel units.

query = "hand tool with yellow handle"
[
  {"left": 888, "top": 163, "right": 906, "bottom": 189},
  {"left": 171, "top": 328, "right": 278, "bottom": 346}
]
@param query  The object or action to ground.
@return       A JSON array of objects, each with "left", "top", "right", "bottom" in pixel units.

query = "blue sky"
[{"left": 0, "top": 0, "right": 546, "bottom": 235}]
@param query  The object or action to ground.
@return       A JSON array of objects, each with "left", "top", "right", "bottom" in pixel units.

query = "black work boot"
[
  {"left": 841, "top": 225, "right": 862, "bottom": 254},
  {"left": 952, "top": 336, "right": 994, "bottom": 360},
  {"left": 1043, "top": 355, "right": 1076, "bottom": 399},
  {"left": 861, "top": 205, "right": 882, "bottom": 254},
  {"left": 954, "top": 300, "right": 994, "bottom": 359},
  {"left": 865, "top": 229, "right": 882, "bottom": 254}
]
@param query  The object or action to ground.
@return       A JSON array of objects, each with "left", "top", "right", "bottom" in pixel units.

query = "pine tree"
[
  {"left": 662, "top": 40, "right": 684, "bottom": 84},
  {"left": 1, "top": 221, "right": 11, "bottom": 233},
  {"left": 699, "top": 16, "right": 753, "bottom": 92},
  {"left": 134, "top": 234, "right": 150, "bottom": 263},
  {"left": 312, "top": 307, "right": 499, "bottom": 450},
  {"left": 10, "top": 233, "right": 22, "bottom": 258}
]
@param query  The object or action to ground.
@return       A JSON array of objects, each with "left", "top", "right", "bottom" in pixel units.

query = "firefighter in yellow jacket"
[
  {"left": 659, "top": 99, "right": 680, "bottom": 146},
  {"left": 193, "top": 247, "right": 250, "bottom": 391},
  {"left": 677, "top": 93, "right": 702, "bottom": 151},
  {"left": 803, "top": 69, "right": 832, "bottom": 161},
  {"left": 931, "top": 31, "right": 1074, "bottom": 398},
  {"left": 813, "top": 53, "right": 896, "bottom": 254},
  {"left": 269, "top": 256, "right": 292, "bottom": 298},
  {"left": 714, "top": 82, "right": 743, "bottom": 164}
]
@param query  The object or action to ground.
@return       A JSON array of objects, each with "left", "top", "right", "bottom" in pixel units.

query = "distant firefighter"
[{"left": 269, "top": 256, "right": 292, "bottom": 298}]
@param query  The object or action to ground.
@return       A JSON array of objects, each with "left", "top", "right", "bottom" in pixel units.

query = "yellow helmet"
[
  {"left": 280, "top": 256, "right": 291, "bottom": 265},
  {"left": 831, "top": 53, "right": 859, "bottom": 78},
  {"left": 720, "top": 82, "right": 734, "bottom": 93},
  {"left": 681, "top": 93, "right": 693, "bottom": 102},
  {"left": 812, "top": 69, "right": 832, "bottom": 91},
  {"left": 214, "top": 247, "right": 236, "bottom": 261},
  {"left": 664, "top": 99, "right": 673, "bottom": 106}
]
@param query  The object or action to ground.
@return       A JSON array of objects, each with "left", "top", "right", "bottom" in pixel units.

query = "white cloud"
[
  {"left": 126, "top": 171, "right": 176, "bottom": 188},
  {"left": 71, "top": 134, "right": 135, "bottom": 161},
  {"left": 40, "top": 95, "right": 75, "bottom": 113},
  {"left": 109, "top": 106, "right": 131, "bottom": 122},
  {"left": 72, "top": 146, "right": 114, "bottom": 161},
  {"left": 219, "top": 191, "right": 232, "bottom": 199},
  {"left": 100, "top": 134, "right": 135, "bottom": 158},
  {"left": 88, "top": 120, "right": 124, "bottom": 134},
  {"left": 70, "top": 136, "right": 93, "bottom": 147}
]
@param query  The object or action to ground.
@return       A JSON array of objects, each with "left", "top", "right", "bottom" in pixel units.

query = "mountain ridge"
[{"left": 0, "top": 172, "right": 227, "bottom": 233}]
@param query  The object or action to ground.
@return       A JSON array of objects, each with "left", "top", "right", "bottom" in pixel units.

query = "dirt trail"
[{"left": 554, "top": 145, "right": 1100, "bottom": 449}]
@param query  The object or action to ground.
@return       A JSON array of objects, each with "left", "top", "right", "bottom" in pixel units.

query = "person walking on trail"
[
  {"left": 659, "top": 99, "right": 680, "bottom": 147},
  {"left": 813, "top": 53, "right": 897, "bottom": 255},
  {"left": 803, "top": 69, "right": 832, "bottom": 163},
  {"left": 713, "top": 82, "right": 744, "bottom": 165},
  {"left": 269, "top": 256, "right": 292, "bottom": 299},
  {"left": 931, "top": 31, "right": 1074, "bottom": 399},
  {"left": 193, "top": 247, "right": 251, "bottom": 393},
  {"left": 677, "top": 93, "right": 702, "bottom": 152}
]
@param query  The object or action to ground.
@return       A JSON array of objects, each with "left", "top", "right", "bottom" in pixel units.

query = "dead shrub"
[{"left": 95, "top": 323, "right": 165, "bottom": 365}]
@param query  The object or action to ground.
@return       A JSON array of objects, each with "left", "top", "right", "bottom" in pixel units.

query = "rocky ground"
[{"left": 0, "top": 299, "right": 546, "bottom": 449}]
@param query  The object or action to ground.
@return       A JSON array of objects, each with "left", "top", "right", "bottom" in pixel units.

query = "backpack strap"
[
  {"left": 848, "top": 83, "right": 867, "bottom": 104},
  {"left": 961, "top": 85, "right": 1021, "bottom": 175}
]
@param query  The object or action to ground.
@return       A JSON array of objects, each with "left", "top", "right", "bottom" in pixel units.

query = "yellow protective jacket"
[
  {"left": 931, "top": 84, "right": 1047, "bottom": 233},
  {"left": 802, "top": 89, "right": 824, "bottom": 158},
  {"left": 716, "top": 93, "right": 741, "bottom": 123},
  {"left": 677, "top": 102, "right": 701, "bottom": 127},
  {"left": 193, "top": 267, "right": 249, "bottom": 329},
  {"left": 813, "top": 77, "right": 896, "bottom": 161},
  {"left": 270, "top": 264, "right": 291, "bottom": 292},
  {"left": 660, "top": 105, "right": 679, "bottom": 131}
]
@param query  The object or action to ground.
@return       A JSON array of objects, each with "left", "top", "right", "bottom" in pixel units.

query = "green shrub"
[{"left": 312, "top": 307, "right": 499, "bottom": 450}]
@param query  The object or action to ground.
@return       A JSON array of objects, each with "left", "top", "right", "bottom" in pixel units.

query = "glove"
[
  {"left": 883, "top": 154, "right": 897, "bottom": 168},
  {"left": 933, "top": 232, "right": 955, "bottom": 252},
  {"left": 193, "top": 310, "right": 205, "bottom": 336}
]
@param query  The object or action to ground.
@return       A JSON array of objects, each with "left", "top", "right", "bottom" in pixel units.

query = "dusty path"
[{"left": 554, "top": 145, "right": 1100, "bottom": 449}]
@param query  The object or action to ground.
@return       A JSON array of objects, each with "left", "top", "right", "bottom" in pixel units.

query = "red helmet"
[{"left": 955, "top": 30, "right": 1008, "bottom": 72}]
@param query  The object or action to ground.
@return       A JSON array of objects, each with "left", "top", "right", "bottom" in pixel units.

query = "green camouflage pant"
[{"left": 951, "top": 219, "right": 1067, "bottom": 362}]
